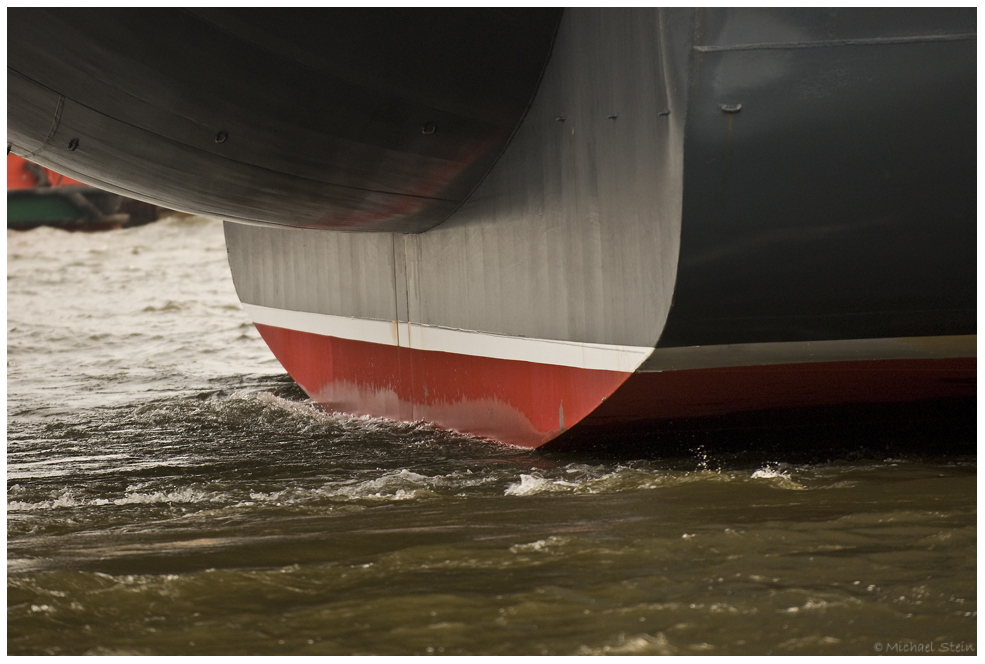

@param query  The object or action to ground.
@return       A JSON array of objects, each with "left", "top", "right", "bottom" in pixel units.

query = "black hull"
[{"left": 8, "top": 9, "right": 976, "bottom": 447}]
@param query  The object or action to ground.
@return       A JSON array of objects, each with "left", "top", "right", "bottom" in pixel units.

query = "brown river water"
[{"left": 7, "top": 217, "right": 977, "bottom": 655}]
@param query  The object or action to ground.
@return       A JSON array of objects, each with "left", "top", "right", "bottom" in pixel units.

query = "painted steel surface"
[
  {"left": 243, "top": 304, "right": 652, "bottom": 373},
  {"left": 224, "top": 8, "right": 682, "bottom": 348},
  {"left": 7, "top": 8, "right": 976, "bottom": 447},
  {"left": 590, "top": 358, "right": 976, "bottom": 424},
  {"left": 553, "top": 356, "right": 976, "bottom": 451},
  {"left": 636, "top": 335, "right": 977, "bottom": 372},
  {"left": 220, "top": 9, "right": 685, "bottom": 444},
  {"left": 657, "top": 8, "right": 976, "bottom": 346},
  {"left": 254, "top": 324, "right": 630, "bottom": 449},
  {"left": 7, "top": 8, "right": 561, "bottom": 231}
]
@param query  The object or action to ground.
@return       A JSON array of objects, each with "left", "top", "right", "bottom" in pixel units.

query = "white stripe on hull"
[
  {"left": 243, "top": 304, "right": 975, "bottom": 375},
  {"left": 242, "top": 303, "right": 654, "bottom": 373},
  {"left": 638, "top": 335, "right": 976, "bottom": 372}
]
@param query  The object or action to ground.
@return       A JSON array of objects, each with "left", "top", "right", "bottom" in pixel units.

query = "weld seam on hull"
[
  {"left": 694, "top": 33, "right": 976, "bottom": 53},
  {"left": 242, "top": 303, "right": 653, "bottom": 373},
  {"left": 25, "top": 93, "right": 65, "bottom": 160}
]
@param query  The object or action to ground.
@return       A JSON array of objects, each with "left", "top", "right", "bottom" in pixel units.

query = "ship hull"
[
  {"left": 567, "top": 343, "right": 976, "bottom": 441},
  {"left": 252, "top": 320, "right": 634, "bottom": 449},
  {"left": 8, "top": 8, "right": 976, "bottom": 449},
  {"left": 243, "top": 295, "right": 975, "bottom": 448}
]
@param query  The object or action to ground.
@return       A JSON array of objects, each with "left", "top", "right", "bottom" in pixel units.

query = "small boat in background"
[{"left": 7, "top": 154, "right": 164, "bottom": 231}]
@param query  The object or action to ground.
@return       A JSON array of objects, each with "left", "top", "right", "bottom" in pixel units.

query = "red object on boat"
[{"left": 7, "top": 154, "right": 85, "bottom": 190}]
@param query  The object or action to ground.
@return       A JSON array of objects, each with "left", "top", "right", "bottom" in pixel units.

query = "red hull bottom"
[
  {"left": 255, "top": 324, "right": 630, "bottom": 448},
  {"left": 589, "top": 357, "right": 976, "bottom": 423},
  {"left": 257, "top": 323, "right": 975, "bottom": 450},
  {"left": 552, "top": 357, "right": 977, "bottom": 452}
]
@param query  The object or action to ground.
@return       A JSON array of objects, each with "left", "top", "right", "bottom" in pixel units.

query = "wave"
[{"left": 7, "top": 455, "right": 835, "bottom": 514}]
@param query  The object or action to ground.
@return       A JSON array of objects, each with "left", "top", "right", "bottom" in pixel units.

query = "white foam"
[
  {"left": 509, "top": 536, "right": 569, "bottom": 553},
  {"left": 751, "top": 464, "right": 787, "bottom": 479},
  {"left": 505, "top": 473, "right": 578, "bottom": 496},
  {"left": 577, "top": 632, "right": 678, "bottom": 655},
  {"left": 7, "top": 485, "right": 223, "bottom": 511},
  {"left": 750, "top": 464, "right": 806, "bottom": 490}
]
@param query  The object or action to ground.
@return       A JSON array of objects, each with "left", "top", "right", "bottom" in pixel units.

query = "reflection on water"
[{"left": 7, "top": 219, "right": 977, "bottom": 655}]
